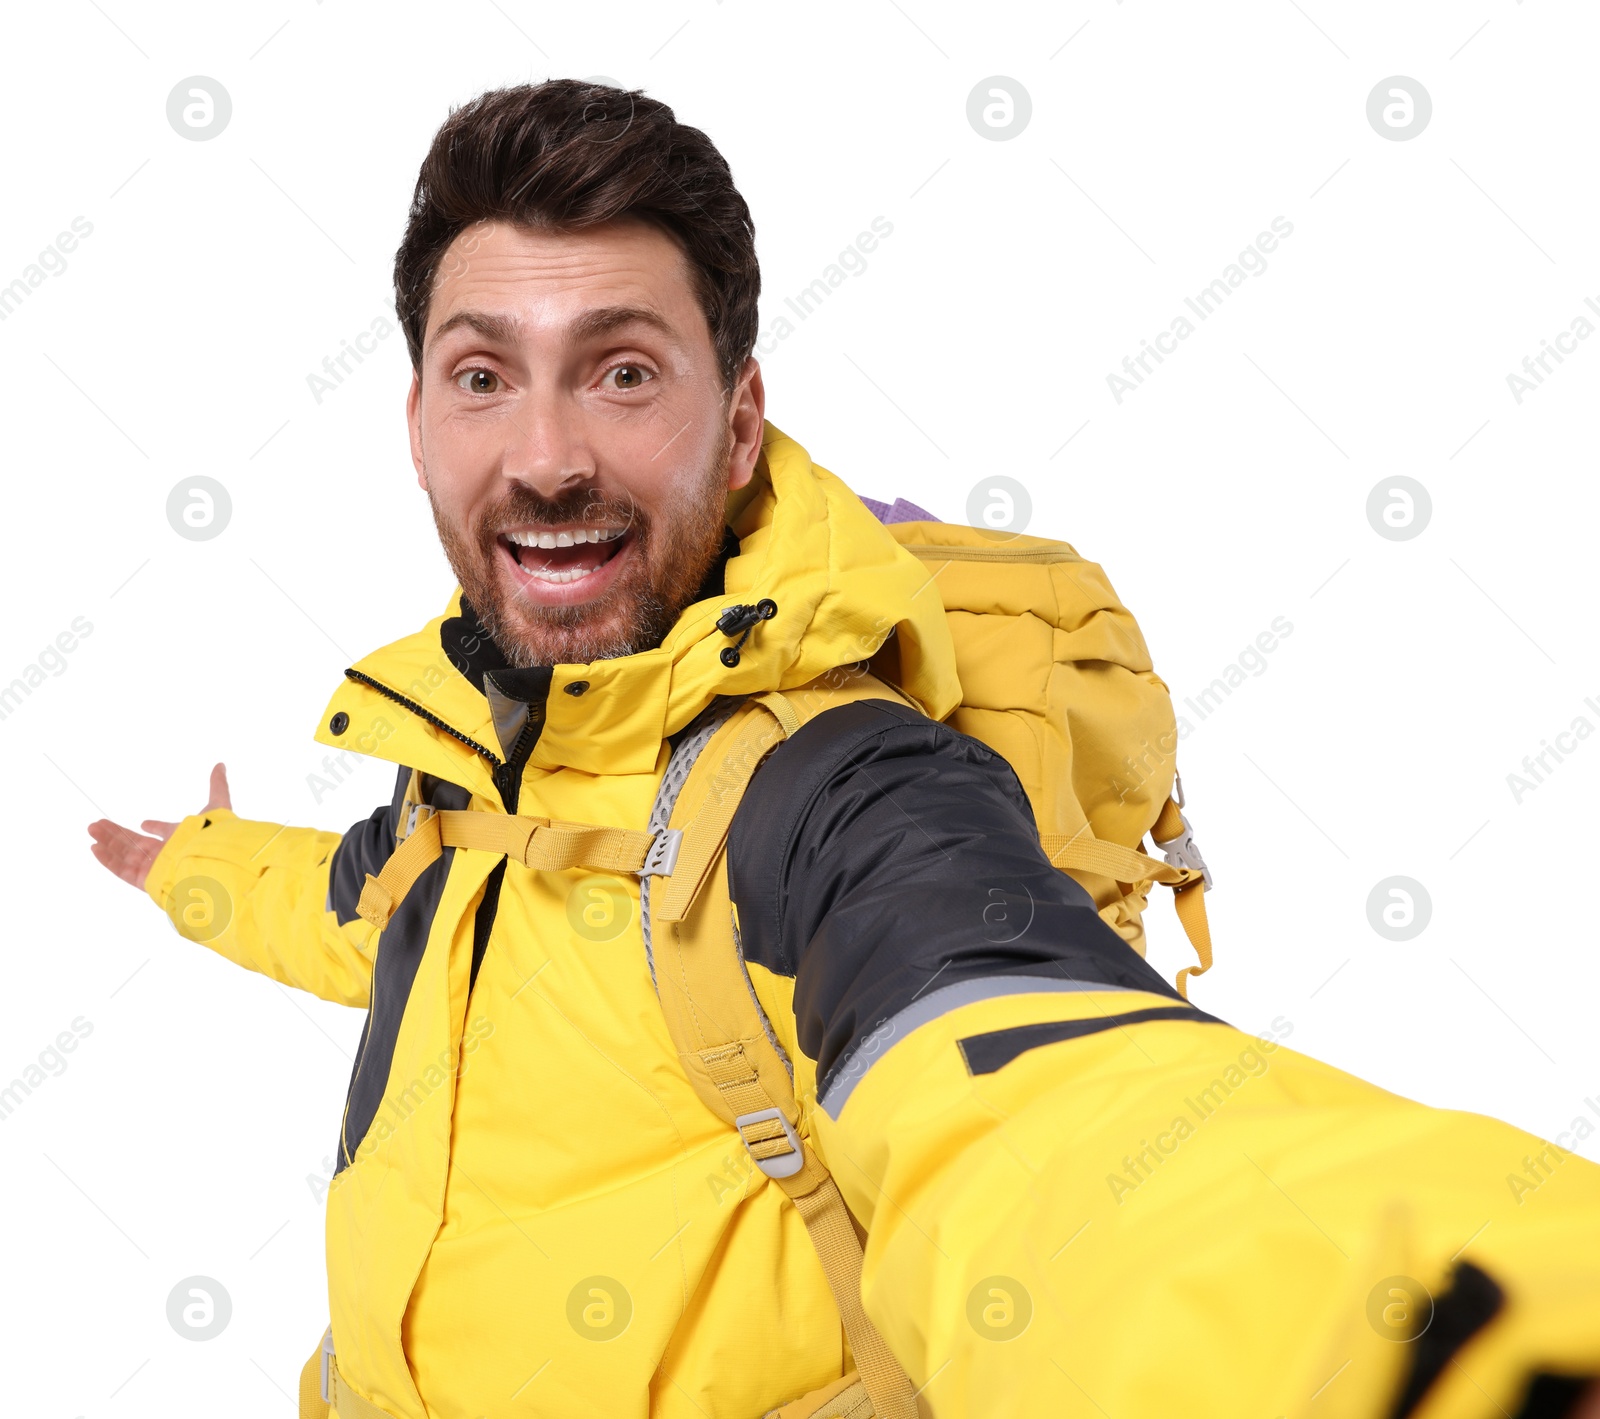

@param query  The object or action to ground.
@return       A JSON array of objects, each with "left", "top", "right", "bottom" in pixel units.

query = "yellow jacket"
[{"left": 144, "top": 425, "right": 1600, "bottom": 1418}]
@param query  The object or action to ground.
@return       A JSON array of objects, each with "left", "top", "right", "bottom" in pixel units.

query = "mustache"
[{"left": 473, "top": 484, "right": 644, "bottom": 541}]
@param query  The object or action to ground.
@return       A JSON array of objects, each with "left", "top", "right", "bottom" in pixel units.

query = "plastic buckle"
[
  {"left": 639, "top": 827, "right": 683, "bottom": 878},
  {"left": 319, "top": 1326, "right": 335, "bottom": 1403},
  {"left": 397, "top": 801, "right": 435, "bottom": 843},
  {"left": 733, "top": 1106, "right": 805, "bottom": 1179},
  {"left": 1154, "top": 808, "right": 1214, "bottom": 891}
]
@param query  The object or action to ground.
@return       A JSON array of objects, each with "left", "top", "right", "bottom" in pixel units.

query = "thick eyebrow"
[
  {"left": 429, "top": 308, "right": 522, "bottom": 350},
  {"left": 427, "top": 304, "right": 678, "bottom": 353},
  {"left": 568, "top": 304, "right": 678, "bottom": 344}
]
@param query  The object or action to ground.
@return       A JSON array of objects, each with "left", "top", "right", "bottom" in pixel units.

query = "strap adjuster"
[
  {"left": 734, "top": 1106, "right": 805, "bottom": 1179},
  {"left": 1154, "top": 808, "right": 1214, "bottom": 891},
  {"left": 639, "top": 827, "right": 683, "bottom": 878},
  {"left": 397, "top": 801, "right": 435, "bottom": 843},
  {"left": 319, "top": 1326, "right": 335, "bottom": 1403}
]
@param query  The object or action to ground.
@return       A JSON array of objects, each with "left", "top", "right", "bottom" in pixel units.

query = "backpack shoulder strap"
[{"left": 645, "top": 672, "right": 920, "bottom": 1419}]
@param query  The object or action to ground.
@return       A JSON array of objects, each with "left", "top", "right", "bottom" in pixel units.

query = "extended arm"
[
  {"left": 90, "top": 763, "right": 410, "bottom": 1009},
  {"left": 731, "top": 700, "right": 1600, "bottom": 1418}
]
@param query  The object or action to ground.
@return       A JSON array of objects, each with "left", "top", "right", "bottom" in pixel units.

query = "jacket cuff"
[{"left": 143, "top": 808, "right": 240, "bottom": 914}]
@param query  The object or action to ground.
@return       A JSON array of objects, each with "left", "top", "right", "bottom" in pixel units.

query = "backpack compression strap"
[
  {"left": 347, "top": 697, "right": 802, "bottom": 933},
  {"left": 353, "top": 809, "right": 671, "bottom": 930},
  {"left": 648, "top": 687, "right": 921, "bottom": 1419},
  {"left": 1042, "top": 794, "right": 1214, "bottom": 998},
  {"left": 298, "top": 1326, "right": 398, "bottom": 1419}
]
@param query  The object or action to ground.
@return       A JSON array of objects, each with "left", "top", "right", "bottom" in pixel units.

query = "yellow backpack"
[
  {"left": 316, "top": 520, "right": 1213, "bottom": 1419},
  {"left": 875, "top": 519, "right": 1213, "bottom": 986}
]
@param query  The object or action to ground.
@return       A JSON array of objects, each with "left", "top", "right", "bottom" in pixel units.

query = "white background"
[{"left": 3, "top": 1, "right": 1597, "bottom": 1414}]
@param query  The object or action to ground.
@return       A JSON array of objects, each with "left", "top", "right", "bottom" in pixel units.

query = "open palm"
[{"left": 88, "top": 763, "right": 231, "bottom": 892}]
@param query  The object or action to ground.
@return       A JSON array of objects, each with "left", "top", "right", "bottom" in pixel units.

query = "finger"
[
  {"left": 89, "top": 822, "right": 164, "bottom": 889},
  {"left": 89, "top": 838, "right": 144, "bottom": 884},
  {"left": 140, "top": 820, "right": 179, "bottom": 841},
  {"left": 89, "top": 818, "right": 140, "bottom": 846},
  {"left": 206, "top": 762, "right": 231, "bottom": 812},
  {"left": 90, "top": 837, "right": 147, "bottom": 888}
]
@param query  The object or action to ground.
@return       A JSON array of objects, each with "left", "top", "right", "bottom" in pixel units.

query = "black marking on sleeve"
[
  {"left": 1387, "top": 1261, "right": 1505, "bottom": 1419},
  {"left": 1508, "top": 1374, "right": 1596, "bottom": 1419},
  {"left": 958, "top": 1006, "right": 1224, "bottom": 1075}
]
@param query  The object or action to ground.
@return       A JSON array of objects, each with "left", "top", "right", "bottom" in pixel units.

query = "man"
[{"left": 89, "top": 81, "right": 1600, "bottom": 1419}]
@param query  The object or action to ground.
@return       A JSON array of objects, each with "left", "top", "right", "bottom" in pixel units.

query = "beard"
[{"left": 427, "top": 424, "right": 733, "bottom": 668}]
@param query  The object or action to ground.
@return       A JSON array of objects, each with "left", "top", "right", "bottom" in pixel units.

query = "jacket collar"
[
  {"left": 442, "top": 528, "right": 740, "bottom": 764},
  {"left": 311, "top": 422, "right": 961, "bottom": 792}
]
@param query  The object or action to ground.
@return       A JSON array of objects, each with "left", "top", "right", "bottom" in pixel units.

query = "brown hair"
[{"left": 393, "top": 80, "right": 759, "bottom": 390}]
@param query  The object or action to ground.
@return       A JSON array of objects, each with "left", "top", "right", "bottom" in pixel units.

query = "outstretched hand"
[{"left": 88, "top": 763, "right": 232, "bottom": 892}]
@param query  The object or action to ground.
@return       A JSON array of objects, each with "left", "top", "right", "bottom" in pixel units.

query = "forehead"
[{"left": 423, "top": 217, "right": 703, "bottom": 343}]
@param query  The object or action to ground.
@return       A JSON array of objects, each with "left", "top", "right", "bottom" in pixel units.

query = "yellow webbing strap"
[
  {"left": 1042, "top": 809, "right": 1215, "bottom": 999},
  {"left": 297, "top": 1341, "right": 328, "bottom": 1419},
  {"left": 766, "top": 1372, "right": 873, "bottom": 1418},
  {"left": 1171, "top": 880, "right": 1213, "bottom": 1000},
  {"left": 789, "top": 1180, "right": 914, "bottom": 1418},
  {"left": 699, "top": 1044, "right": 919, "bottom": 1419},
  {"left": 649, "top": 685, "right": 920, "bottom": 1419},
  {"left": 1042, "top": 831, "right": 1198, "bottom": 890},
  {"left": 445, "top": 812, "right": 654, "bottom": 874},
  {"left": 328, "top": 1361, "right": 398, "bottom": 1419},
  {"left": 700, "top": 1041, "right": 829, "bottom": 1185},
  {"left": 1150, "top": 797, "right": 1186, "bottom": 845},
  {"left": 653, "top": 696, "right": 797, "bottom": 923},
  {"left": 297, "top": 1338, "right": 399, "bottom": 1419},
  {"left": 753, "top": 687, "right": 802, "bottom": 737},
  {"left": 355, "top": 811, "right": 657, "bottom": 930},
  {"left": 1150, "top": 796, "right": 1214, "bottom": 999}
]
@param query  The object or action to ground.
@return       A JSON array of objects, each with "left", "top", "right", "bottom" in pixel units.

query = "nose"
[{"left": 501, "top": 385, "right": 595, "bottom": 499}]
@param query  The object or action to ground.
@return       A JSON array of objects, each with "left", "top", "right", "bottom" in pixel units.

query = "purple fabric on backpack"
[{"left": 859, "top": 496, "right": 939, "bottom": 525}]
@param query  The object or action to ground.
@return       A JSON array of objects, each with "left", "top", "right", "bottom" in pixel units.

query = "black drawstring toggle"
[{"left": 716, "top": 598, "right": 777, "bottom": 667}]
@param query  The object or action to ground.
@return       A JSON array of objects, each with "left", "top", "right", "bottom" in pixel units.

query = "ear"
[
  {"left": 406, "top": 369, "right": 427, "bottom": 490},
  {"left": 725, "top": 357, "right": 765, "bottom": 492}
]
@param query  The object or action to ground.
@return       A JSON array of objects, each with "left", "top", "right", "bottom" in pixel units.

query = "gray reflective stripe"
[{"left": 818, "top": 974, "right": 1140, "bottom": 1119}]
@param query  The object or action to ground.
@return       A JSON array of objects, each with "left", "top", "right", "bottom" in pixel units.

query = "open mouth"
[{"left": 497, "top": 523, "right": 633, "bottom": 599}]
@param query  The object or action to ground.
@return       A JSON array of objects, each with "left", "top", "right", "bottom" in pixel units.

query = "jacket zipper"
[
  {"left": 333, "top": 666, "right": 544, "bottom": 1153},
  {"left": 494, "top": 726, "right": 538, "bottom": 814},
  {"left": 345, "top": 666, "right": 551, "bottom": 815}
]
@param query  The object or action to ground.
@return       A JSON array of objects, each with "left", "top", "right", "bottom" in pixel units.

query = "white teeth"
[
  {"left": 525, "top": 564, "right": 597, "bottom": 584},
  {"left": 504, "top": 526, "right": 626, "bottom": 547}
]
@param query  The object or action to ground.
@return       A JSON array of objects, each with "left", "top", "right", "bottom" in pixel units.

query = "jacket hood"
[{"left": 313, "top": 421, "right": 961, "bottom": 795}]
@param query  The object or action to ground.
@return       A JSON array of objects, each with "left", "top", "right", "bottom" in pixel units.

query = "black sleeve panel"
[
  {"left": 326, "top": 765, "right": 409, "bottom": 925},
  {"left": 727, "top": 699, "right": 1182, "bottom": 1090}
]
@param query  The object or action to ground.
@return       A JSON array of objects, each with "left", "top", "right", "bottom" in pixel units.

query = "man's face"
[{"left": 407, "top": 217, "right": 764, "bottom": 667}]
